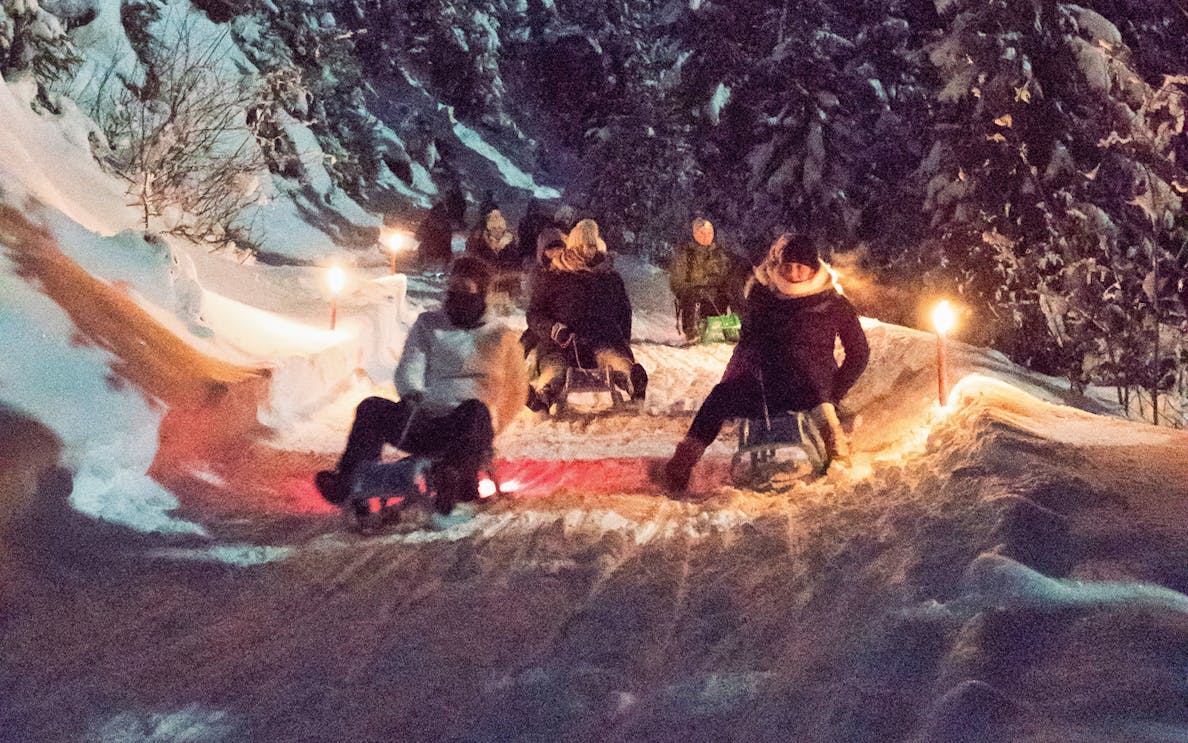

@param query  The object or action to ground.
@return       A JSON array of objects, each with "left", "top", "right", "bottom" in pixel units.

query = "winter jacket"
[
  {"left": 394, "top": 309, "right": 527, "bottom": 433},
  {"left": 465, "top": 231, "right": 522, "bottom": 271},
  {"left": 414, "top": 203, "right": 455, "bottom": 268},
  {"left": 670, "top": 241, "right": 734, "bottom": 297},
  {"left": 722, "top": 273, "right": 869, "bottom": 409},
  {"left": 526, "top": 261, "right": 633, "bottom": 364},
  {"left": 517, "top": 211, "right": 553, "bottom": 264}
]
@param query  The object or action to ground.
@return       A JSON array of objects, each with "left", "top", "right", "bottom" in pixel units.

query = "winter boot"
[
  {"left": 809, "top": 403, "right": 849, "bottom": 463},
  {"left": 628, "top": 363, "right": 649, "bottom": 402},
  {"left": 315, "top": 469, "right": 348, "bottom": 505},
  {"left": 648, "top": 437, "right": 708, "bottom": 494},
  {"left": 526, "top": 385, "right": 547, "bottom": 412},
  {"left": 431, "top": 464, "right": 459, "bottom": 516}
]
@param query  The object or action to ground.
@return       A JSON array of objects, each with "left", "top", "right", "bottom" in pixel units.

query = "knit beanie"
[{"left": 775, "top": 233, "right": 819, "bottom": 268}]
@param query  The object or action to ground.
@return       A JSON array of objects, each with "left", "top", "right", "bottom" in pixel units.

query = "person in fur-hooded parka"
[
  {"left": 525, "top": 219, "right": 647, "bottom": 408},
  {"left": 465, "top": 209, "right": 521, "bottom": 271},
  {"left": 652, "top": 233, "right": 869, "bottom": 493}
]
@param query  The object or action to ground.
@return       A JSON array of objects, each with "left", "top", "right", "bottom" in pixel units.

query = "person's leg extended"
[
  {"left": 656, "top": 379, "right": 765, "bottom": 492},
  {"left": 317, "top": 396, "right": 412, "bottom": 503},
  {"left": 593, "top": 344, "right": 647, "bottom": 401},
  {"left": 531, "top": 350, "right": 569, "bottom": 409},
  {"left": 404, "top": 399, "right": 494, "bottom": 512}
]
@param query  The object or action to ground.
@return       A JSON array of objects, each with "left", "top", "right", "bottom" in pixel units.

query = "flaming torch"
[
  {"left": 932, "top": 300, "right": 957, "bottom": 406},
  {"left": 383, "top": 230, "right": 411, "bottom": 274},
  {"left": 328, "top": 265, "right": 345, "bottom": 330}
]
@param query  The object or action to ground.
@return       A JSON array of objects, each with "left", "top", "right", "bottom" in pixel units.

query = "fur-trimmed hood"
[{"left": 554, "top": 218, "right": 608, "bottom": 272}]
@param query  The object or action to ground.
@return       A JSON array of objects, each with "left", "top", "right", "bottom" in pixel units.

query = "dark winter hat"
[
  {"left": 774, "top": 233, "right": 819, "bottom": 268},
  {"left": 449, "top": 255, "right": 493, "bottom": 294},
  {"left": 536, "top": 226, "right": 567, "bottom": 254}
]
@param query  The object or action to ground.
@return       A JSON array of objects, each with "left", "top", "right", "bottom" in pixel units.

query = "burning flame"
[
  {"left": 383, "top": 230, "right": 412, "bottom": 254},
  {"left": 327, "top": 266, "right": 346, "bottom": 295},
  {"left": 933, "top": 300, "right": 956, "bottom": 336}
]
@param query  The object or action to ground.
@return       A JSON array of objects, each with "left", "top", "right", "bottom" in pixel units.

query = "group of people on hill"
[{"left": 316, "top": 200, "right": 869, "bottom": 516}]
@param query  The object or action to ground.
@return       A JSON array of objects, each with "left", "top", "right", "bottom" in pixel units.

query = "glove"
[{"left": 550, "top": 322, "right": 575, "bottom": 348}]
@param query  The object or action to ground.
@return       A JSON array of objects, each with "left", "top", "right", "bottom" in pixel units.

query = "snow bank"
[{"left": 0, "top": 251, "right": 207, "bottom": 537}]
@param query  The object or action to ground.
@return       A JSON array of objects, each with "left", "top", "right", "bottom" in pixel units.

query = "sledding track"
[
  {"left": 6, "top": 223, "right": 1188, "bottom": 741},
  {"left": 8, "top": 316, "right": 1188, "bottom": 742}
]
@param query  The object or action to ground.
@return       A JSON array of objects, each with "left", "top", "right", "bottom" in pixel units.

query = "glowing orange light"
[
  {"left": 821, "top": 259, "right": 845, "bottom": 296},
  {"left": 384, "top": 231, "right": 411, "bottom": 254},
  {"left": 933, "top": 300, "right": 956, "bottom": 336},
  {"left": 932, "top": 300, "right": 959, "bottom": 406},
  {"left": 327, "top": 265, "right": 346, "bottom": 295}
]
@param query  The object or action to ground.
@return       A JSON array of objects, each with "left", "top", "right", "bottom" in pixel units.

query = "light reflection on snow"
[
  {"left": 149, "top": 544, "right": 293, "bottom": 567},
  {"left": 89, "top": 705, "right": 234, "bottom": 742}
]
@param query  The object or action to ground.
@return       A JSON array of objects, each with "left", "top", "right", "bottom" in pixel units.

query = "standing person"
[
  {"left": 516, "top": 199, "right": 552, "bottom": 265},
  {"left": 315, "top": 257, "right": 527, "bottom": 514},
  {"left": 652, "top": 233, "right": 869, "bottom": 493},
  {"left": 525, "top": 219, "right": 647, "bottom": 410},
  {"left": 414, "top": 189, "right": 466, "bottom": 271},
  {"left": 669, "top": 217, "right": 735, "bottom": 344}
]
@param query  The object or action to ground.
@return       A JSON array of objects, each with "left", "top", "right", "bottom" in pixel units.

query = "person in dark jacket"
[
  {"left": 465, "top": 209, "right": 521, "bottom": 270},
  {"left": 517, "top": 199, "right": 553, "bottom": 265},
  {"left": 519, "top": 227, "right": 569, "bottom": 358},
  {"left": 525, "top": 219, "right": 647, "bottom": 409},
  {"left": 652, "top": 233, "right": 870, "bottom": 493},
  {"left": 465, "top": 209, "right": 524, "bottom": 309},
  {"left": 670, "top": 218, "right": 735, "bottom": 342},
  {"left": 414, "top": 190, "right": 466, "bottom": 271}
]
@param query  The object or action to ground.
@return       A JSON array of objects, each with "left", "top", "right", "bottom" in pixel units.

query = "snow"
[
  {"left": 707, "top": 82, "right": 731, "bottom": 125},
  {"left": 452, "top": 119, "right": 562, "bottom": 199}
]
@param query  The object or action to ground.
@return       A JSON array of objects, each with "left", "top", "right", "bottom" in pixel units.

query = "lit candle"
[
  {"left": 932, "top": 300, "right": 956, "bottom": 406},
  {"left": 328, "top": 266, "right": 345, "bottom": 330}
]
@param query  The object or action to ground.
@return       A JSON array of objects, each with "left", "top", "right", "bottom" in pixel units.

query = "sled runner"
[
  {"left": 344, "top": 454, "right": 503, "bottom": 533},
  {"left": 549, "top": 365, "right": 626, "bottom": 417},
  {"left": 729, "top": 409, "right": 859, "bottom": 487}
]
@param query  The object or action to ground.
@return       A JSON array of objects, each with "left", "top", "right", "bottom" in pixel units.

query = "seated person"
[
  {"left": 465, "top": 209, "right": 523, "bottom": 306},
  {"left": 525, "top": 219, "right": 647, "bottom": 410},
  {"left": 652, "top": 233, "right": 869, "bottom": 492},
  {"left": 669, "top": 217, "right": 735, "bottom": 343},
  {"left": 315, "top": 257, "right": 527, "bottom": 513},
  {"left": 519, "top": 227, "right": 568, "bottom": 359}
]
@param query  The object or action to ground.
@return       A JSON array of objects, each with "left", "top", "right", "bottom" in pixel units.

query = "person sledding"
[
  {"left": 315, "top": 257, "right": 526, "bottom": 515},
  {"left": 669, "top": 217, "right": 737, "bottom": 344},
  {"left": 465, "top": 209, "right": 524, "bottom": 308},
  {"left": 524, "top": 218, "right": 648, "bottom": 412},
  {"left": 651, "top": 233, "right": 870, "bottom": 494}
]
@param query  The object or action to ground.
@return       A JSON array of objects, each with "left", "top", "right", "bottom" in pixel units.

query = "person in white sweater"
[{"left": 316, "top": 257, "right": 527, "bottom": 512}]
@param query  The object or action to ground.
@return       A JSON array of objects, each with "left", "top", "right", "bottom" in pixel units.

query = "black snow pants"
[
  {"left": 687, "top": 378, "right": 814, "bottom": 446},
  {"left": 336, "top": 396, "right": 494, "bottom": 498}
]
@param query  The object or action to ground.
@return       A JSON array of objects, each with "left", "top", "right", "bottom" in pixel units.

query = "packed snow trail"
[{"left": 8, "top": 205, "right": 1188, "bottom": 742}]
